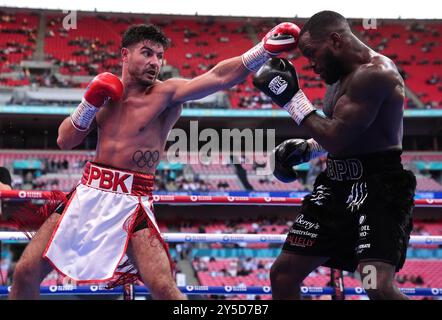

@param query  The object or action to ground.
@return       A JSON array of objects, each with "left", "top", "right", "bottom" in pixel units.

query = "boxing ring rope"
[
  {"left": 0, "top": 190, "right": 442, "bottom": 207},
  {"left": 0, "top": 285, "right": 441, "bottom": 297},
  {"left": 0, "top": 231, "right": 441, "bottom": 297},
  {"left": 0, "top": 191, "right": 441, "bottom": 298},
  {"left": 1, "top": 232, "right": 442, "bottom": 245}
]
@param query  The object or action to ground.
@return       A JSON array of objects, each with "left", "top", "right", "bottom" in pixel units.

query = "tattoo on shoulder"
[{"left": 132, "top": 150, "right": 160, "bottom": 168}]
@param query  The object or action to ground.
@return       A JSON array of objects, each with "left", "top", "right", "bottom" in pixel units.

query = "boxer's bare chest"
[
  {"left": 322, "top": 80, "right": 346, "bottom": 118},
  {"left": 94, "top": 90, "right": 181, "bottom": 173},
  {"left": 98, "top": 90, "right": 174, "bottom": 139}
]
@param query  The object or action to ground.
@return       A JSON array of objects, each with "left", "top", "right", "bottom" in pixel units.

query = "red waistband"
[{"left": 81, "top": 162, "right": 154, "bottom": 196}]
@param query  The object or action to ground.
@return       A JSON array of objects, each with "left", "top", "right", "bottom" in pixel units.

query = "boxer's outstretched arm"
[
  {"left": 169, "top": 56, "right": 250, "bottom": 103},
  {"left": 169, "top": 22, "right": 300, "bottom": 104}
]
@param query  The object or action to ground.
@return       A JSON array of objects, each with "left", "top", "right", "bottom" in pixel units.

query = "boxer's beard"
[
  {"left": 138, "top": 71, "right": 156, "bottom": 87},
  {"left": 129, "top": 64, "right": 155, "bottom": 87},
  {"left": 322, "top": 49, "right": 344, "bottom": 85}
]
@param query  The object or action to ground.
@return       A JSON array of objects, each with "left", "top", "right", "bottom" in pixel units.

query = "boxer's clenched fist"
[
  {"left": 242, "top": 22, "right": 300, "bottom": 72},
  {"left": 262, "top": 22, "right": 300, "bottom": 55},
  {"left": 71, "top": 72, "right": 123, "bottom": 131},
  {"left": 84, "top": 72, "right": 123, "bottom": 108}
]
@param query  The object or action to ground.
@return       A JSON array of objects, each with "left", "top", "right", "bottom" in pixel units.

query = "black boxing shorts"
[{"left": 282, "top": 150, "right": 416, "bottom": 272}]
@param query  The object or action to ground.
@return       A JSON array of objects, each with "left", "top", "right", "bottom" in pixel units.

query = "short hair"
[
  {"left": 122, "top": 24, "right": 170, "bottom": 49},
  {"left": 300, "top": 11, "right": 349, "bottom": 40}
]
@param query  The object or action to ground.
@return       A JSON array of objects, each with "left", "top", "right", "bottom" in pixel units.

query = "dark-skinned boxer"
[{"left": 254, "top": 11, "right": 416, "bottom": 300}]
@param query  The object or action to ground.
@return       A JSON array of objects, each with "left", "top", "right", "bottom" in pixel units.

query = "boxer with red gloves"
[
  {"left": 253, "top": 11, "right": 416, "bottom": 300},
  {"left": 10, "top": 22, "right": 300, "bottom": 300},
  {"left": 70, "top": 72, "right": 123, "bottom": 131}
]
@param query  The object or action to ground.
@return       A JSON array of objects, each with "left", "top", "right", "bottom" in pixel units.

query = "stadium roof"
[{"left": 0, "top": 0, "right": 441, "bottom": 19}]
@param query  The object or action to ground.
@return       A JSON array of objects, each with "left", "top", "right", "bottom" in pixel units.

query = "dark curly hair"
[{"left": 122, "top": 24, "right": 170, "bottom": 49}]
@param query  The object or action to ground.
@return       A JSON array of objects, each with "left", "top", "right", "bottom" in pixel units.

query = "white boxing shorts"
[{"left": 43, "top": 161, "right": 170, "bottom": 286}]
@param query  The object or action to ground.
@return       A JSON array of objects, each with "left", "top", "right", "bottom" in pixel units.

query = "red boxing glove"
[
  {"left": 84, "top": 72, "right": 124, "bottom": 107},
  {"left": 71, "top": 72, "right": 123, "bottom": 131},
  {"left": 242, "top": 22, "right": 300, "bottom": 72},
  {"left": 262, "top": 22, "right": 300, "bottom": 55}
]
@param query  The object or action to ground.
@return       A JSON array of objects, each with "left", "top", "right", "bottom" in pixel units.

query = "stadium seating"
[
  {"left": 0, "top": 12, "right": 39, "bottom": 70},
  {"left": 1, "top": 10, "right": 440, "bottom": 109},
  {"left": 416, "top": 176, "right": 442, "bottom": 191},
  {"left": 0, "top": 150, "right": 441, "bottom": 192},
  {"left": 356, "top": 22, "right": 442, "bottom": 108}
]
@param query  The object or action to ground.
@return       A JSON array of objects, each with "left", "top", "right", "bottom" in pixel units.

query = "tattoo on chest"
[{"left": 132, "top": 150, "right": 160, "bottom": 168}]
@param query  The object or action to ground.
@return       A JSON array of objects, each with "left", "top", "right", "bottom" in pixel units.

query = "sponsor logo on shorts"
[
  {"left": 86, "top": 165, "right": 134, "bottom": 194},
  {"left": 359, "top": 224, "right": 370, "bottom": 238},
  {"left": 295, "top": 214, "right": 320, "bottom": 230},
  {"left": 359, "top": 215, "right": 366, "bottom": 225},
  {"left": 346, "top": 182, "right": 368, "bottom": 212},
  {"left": 356, "top": 243, "right": 371, "bottom": 254},
  {"left": 327, "top": 158, "right": 363, "bottom": 181},
  {"left": 286, "top": 234, "right": 316, "bottom": 247},
  {"left": 288, "top": 229, "right": 318, "bottom": 239},
  {"left": 309, "top": 185, "right": 331, "bottom": 206}
]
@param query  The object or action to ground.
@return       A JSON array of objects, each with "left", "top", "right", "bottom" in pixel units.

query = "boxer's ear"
[
  {"left": 121, "top": 47, "right": 130, "bottom": 63},
  {"left": 329, "top": 32, "right": 342, "bottom": 49}
]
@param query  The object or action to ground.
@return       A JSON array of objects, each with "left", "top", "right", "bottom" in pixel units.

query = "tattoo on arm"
[{"left": 132, "top": 150, "right": 160, "bottom": 168}]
